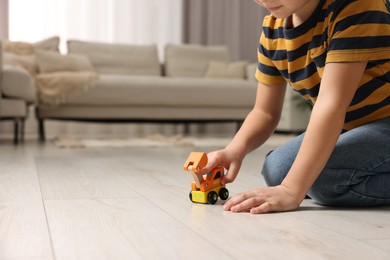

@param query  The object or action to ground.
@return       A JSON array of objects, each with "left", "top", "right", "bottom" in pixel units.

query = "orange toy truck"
[{"left": 183, "top": 152, "right": 229, "bottom": 204}]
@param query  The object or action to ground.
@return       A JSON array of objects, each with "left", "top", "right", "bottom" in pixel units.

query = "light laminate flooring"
[{"left": 0, "top": 135, "right": 389, "bottom": 260}]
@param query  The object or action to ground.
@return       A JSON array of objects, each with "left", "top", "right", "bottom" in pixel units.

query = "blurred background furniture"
[
  {"left": 34, "top": 41, "right": 258, "bottom": 141},
  {"left": 0, "top": 41, "right": 36, "bottom": 144}
]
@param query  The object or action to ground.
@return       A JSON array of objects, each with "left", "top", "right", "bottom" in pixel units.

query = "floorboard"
[{"left": 0, "top": 136, "right": 389, "bottom": 259}]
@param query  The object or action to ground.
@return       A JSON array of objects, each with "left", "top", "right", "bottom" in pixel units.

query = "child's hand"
[
  {"left": 201, "top": 149, "right": 243, "bottom": 185},
  {"left": 223, "top": 185, "right": 302, "bottom": 214}
]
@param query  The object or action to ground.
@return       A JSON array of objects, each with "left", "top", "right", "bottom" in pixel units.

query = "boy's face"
[{"left": 254, "top": 0, "right": 320, "bottom": 21}]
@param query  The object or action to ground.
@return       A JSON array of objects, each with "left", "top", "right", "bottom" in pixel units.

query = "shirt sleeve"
[
  {"left": 326, "top": 0, "right": 390, "bottom": 63},
  {"left": 255, "top": 31, "right": 286, "bottom": 85}
]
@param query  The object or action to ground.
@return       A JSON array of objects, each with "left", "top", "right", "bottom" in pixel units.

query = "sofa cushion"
[
  {"left": 35, "top": 50, "right": 94, "bottom": 73},
  {"left": 67, "top": 40, "right": 161, "bottom": 76},
  {"left": 205, "top": 60, "right": 248, "bottom": 79},
  {"left": 66, "top": 74, "right": 256, "bottom": 107},
  {"left": 37, "top": 105, "right": 252, "bottom": 121},
  {"left": 165, "top": 44, "right": 230, "bottom": 78}
]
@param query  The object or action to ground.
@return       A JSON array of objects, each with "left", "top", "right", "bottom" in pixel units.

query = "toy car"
[{"left": 183, "top": 152, "right": 229, "bottom": 204}]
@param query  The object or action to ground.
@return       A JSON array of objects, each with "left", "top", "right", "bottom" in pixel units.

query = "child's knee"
[
  {"left": 261, "top": 149, "right": 291, "bottom": 186},
  {"left": 261, "top": 134, "right": 303, "bottom": 186}
]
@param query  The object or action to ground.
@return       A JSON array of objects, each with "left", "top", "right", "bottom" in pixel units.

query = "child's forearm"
[
  {"left": 226, "top": 83, "right": 287, "bottom": 159},
  {"left": 226, "top": 108, "right": 279, "bottom": 158},
  {"left": 281, "top": 102, "right": 346, "bottom": 200}
]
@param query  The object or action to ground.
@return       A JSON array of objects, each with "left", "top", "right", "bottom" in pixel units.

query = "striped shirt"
[{"left": 256, "top": 0, "right": 390, "bottom": 131}]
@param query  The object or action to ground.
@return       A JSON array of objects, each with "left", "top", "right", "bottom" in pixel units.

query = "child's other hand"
[
  {"left": 223, "top": 185, "right": 301, "bottom": 214},
  {"left": 201, "top": 149, "right": 243, "bottom": 185}
]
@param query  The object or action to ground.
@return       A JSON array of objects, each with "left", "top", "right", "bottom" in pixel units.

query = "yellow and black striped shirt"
[{"left": 256, "top": 0, "right": 390, "bottom": 131}]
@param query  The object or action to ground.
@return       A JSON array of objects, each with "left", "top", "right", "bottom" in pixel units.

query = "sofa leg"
[
  {"left": 20, "top": 119, "right": 25, "bottom": 142},
  {"left": 236, "top": 121, "right": 243, "bottom": 133},
  {"left": 184, "top": 123, "right": 190, "bottom": 135},
  {"left": 13, "top": 118, "right": 20, "bottom": 145},
  {"left": 38, "top": 119, "right": 46, "bottom": 142}
]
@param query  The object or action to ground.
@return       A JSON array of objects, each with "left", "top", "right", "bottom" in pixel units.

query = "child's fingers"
[
  {"left": 250, "top": 203, "right": 272, "bottom": 214},
  {"left": 223, "top": 190, "right": 261, "bottom": 211},
  {"left": 230, "top": 198, "right": 261, "bottom": 212},
  {"left": 221, "top": 161, "right": 241, "bottom": 184},
  {"left": 201, "top": 151, "right": 224, "bottom": 173}
]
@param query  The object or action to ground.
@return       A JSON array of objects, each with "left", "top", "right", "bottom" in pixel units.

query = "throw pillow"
[
  {"left": 33, "top": 36, "right": 60, "bottom": 52},
  {"left": 35, "top": 50, "right": 95, "bottom": 73},
  {"left": 1, "top": 36, "right": 61, "bottom": 76},
  {"left": 165, "top": 44, "right": 230, "bottom": 78},
  {"left": 3, "top": 53, "right": 38, "bottom": 76},
  {"left": 204, "top": 60, "right": 248, "bottom": 79},
  {"left": 2, "top": 36, "right": 60, "bottom": 55}
]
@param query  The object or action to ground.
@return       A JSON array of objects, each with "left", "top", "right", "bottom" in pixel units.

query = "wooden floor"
[{"left": 1, "top": 136, "right": 389, "bottom": 260}]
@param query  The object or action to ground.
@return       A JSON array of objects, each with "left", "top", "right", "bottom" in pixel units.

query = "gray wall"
[
  {"left": 0, "top": 0, "right": 8, "bottom": 39},
  {"left": 182, "top": 0, "right": 267, "bottom": 61}
]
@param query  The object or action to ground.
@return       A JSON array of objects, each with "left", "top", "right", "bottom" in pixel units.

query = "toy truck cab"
[{"left": 184, "top": 152, "right": 229, "bottom": 204}]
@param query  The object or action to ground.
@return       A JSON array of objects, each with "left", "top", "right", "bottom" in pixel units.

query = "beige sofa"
[
  {"left": 35, "top": 40, "right": 258, "bottom": 141},
  {"left": 0, "top": 41, "right": 36, "bottom": 144}
]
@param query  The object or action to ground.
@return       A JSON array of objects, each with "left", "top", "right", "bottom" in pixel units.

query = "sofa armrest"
[
  {"left": 246, "top": 62, "right": 258, "bottom": 82},
  {"left": 2, "top": 65, "right": 37, "bottom": 103}
]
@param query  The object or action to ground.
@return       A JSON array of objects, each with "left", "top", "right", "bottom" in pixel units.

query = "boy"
[{"left": 202, "top": 0, "right": 390, "bottom": 213}]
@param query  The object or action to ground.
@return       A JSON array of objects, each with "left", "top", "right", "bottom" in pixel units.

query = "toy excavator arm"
[{"left": 183, "top": 152, "right": 208, "bottom": 189}]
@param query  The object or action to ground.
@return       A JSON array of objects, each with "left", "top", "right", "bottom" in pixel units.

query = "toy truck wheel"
[
  {"left": 207, "top": 191, "right": 218, "bottom": 204},
  {"left": 219, "top": 188, "right": 229, "bottom": 200},
  {"left": 189, "top": 191, "right": 194, "bottom": 202}
]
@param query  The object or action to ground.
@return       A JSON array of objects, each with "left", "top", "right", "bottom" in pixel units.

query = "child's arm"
[
  {"left": 202, "top": 81, "right": 287, "bottom": 183},
  {"left": 281, "top": 61, "right": 368, "bottom": 201},
  {"left": 224, "top": 61, "right": 368, "bottom": 213}
]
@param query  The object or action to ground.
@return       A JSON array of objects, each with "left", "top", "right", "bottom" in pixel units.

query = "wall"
[
  {"left": 0, "top": 0, "right": 8, "bottom": 39},
  {"left": 1, "top": 0, "right": 268, "bottom": 140},
  {"left": 182, "top": 0, "right": 267, "bottom": 61}
]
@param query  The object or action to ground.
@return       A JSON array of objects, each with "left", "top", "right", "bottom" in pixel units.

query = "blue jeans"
[{"left": 262, "top": 117, "right": 390, "bottom": 206}]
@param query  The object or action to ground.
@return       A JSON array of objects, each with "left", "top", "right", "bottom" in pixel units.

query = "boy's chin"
[{"left": 270, "top": 13, "right": 289, "bottom": 19}]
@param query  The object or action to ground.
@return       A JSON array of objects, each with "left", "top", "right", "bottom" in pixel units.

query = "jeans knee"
[
  {"left": 260, "top": 134, "right": 303, "bottom": 187},
  {"left": 261, "top": 150, "right": 291, "bottom": 187}
]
